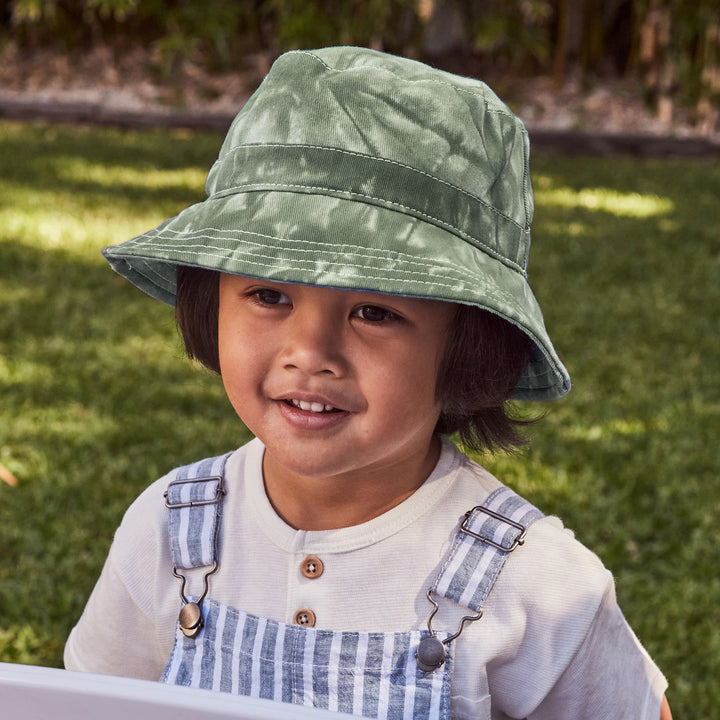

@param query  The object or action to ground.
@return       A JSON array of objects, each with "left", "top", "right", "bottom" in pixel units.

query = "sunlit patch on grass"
[
  {"left": 561, "top": 417, "right": 650, "bottom": 441},
  {"left": 535, "top": 180, "right": 674, "bottom": 218},
  {"left": 0, "top": 124, "right": 212, "bottom": 254},
  {"left": 0, "top": 191, "right": 190, "bottom": 253},
  {"left": 53, "top": 157, "right": 207, "bottom": 192},
  {"left": 536, "top": 220, "right": 588, "bottom": 236},
  {"left": 6, "top": 404, "right": 118, "bottom": 446},
  {"left": 0, "top": 203, "right": 172, "bottom": 255}
]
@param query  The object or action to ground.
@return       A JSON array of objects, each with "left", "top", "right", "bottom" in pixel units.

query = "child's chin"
[{"left": 266, "top": 450, "right": 354, "bottom": 481}]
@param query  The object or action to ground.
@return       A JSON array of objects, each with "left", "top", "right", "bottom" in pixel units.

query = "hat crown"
[{"left": 206, "top": 47, "right": 534, "bottom": 272}]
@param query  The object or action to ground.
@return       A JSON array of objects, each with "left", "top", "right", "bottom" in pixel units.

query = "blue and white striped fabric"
[
  {"left": 165, "top": 454, "right": 231, "bottom": 569},
  {"left": 161, "top": 456, "right": 543, "bottom": 719},
  {"left": 162, "top": 598, "right": 453, "bottom": 719},
  {"left": 432, "top": 486, "right": 543, "bottom": 612}
]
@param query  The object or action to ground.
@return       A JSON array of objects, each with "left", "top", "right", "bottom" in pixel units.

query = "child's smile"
[
  {"left": 275, "top": 395, "right": 348, "bottom": 429},
  {"left": 217, "top": 273, "right": 455, "bottom": 529}
]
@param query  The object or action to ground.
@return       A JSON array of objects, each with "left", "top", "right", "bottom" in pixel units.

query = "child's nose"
[{"left": 280, "top": 308, "right": 346, "bottom": 377}]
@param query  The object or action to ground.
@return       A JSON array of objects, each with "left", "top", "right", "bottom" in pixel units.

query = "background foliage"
[
  {"left": 0, "top": 119, "right": 718, "bottom": 717},
  {"left": 2, "top": 0, "right": 720, "bottom": 118}
]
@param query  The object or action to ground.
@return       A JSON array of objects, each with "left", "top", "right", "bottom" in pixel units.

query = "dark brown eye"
[
  {"left": 255, "top": 289, "right": 290, "bottom": 305},
  {"left": 355, "top": 305, "right": 395, "bottom": 322}
]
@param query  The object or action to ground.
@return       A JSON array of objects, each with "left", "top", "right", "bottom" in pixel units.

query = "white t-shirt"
[{"left": 65, "top": 438, "right": 667, "bottom": 719}]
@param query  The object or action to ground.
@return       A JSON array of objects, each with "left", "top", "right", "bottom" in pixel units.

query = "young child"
[{"left": 64, "top": 47, "right": 670, "bottom": 719}]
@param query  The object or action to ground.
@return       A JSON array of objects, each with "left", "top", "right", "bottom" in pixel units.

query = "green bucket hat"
[{"left": 102, "top": 46, "right": 570, "bottom": 401}]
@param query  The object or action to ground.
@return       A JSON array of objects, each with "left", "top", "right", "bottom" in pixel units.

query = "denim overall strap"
[
  {"left": 432, "top": 485, "right": 544, "bottom": 612},
  {"left": 164, "top": 453, "right": 232, "bottom": 571}
]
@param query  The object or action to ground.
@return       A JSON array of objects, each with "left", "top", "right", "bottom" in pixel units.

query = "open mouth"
[{"left": 284, "top": 399, "right": 342, "bottom": 414}]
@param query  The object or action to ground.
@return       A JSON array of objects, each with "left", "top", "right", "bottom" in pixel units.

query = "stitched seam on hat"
[
  {"left": 126, "top": 257, "right": 174, "bottom": 288},
  {"left": 134, "top": 228, "right": 463, "bottom": 275},
  {"left": 292, "top": 50, "right": 517, "bottom": 120},
  {"left": 128, "top": 241, "right": 500, "bottom": 296},
  {"left": 128, "top": 226, "right": 522, "bottom": 287},
  {"left": 124, "top": 245, "right": 524, "bottom": 316},
  {"left": 121, "top": 238, "right": 514, "bottom": 302},
  {"left": 128, "top": 242, "right": 477, "bottom": 289},
  {"left": 205, "top": 183, "right": 526, "bottom": 275},
  {"left": 521, "top": 128, "right": 532, "bottom": 229},
  {"left": 220, "top": 143, "right": 527, "bottom": 233}
]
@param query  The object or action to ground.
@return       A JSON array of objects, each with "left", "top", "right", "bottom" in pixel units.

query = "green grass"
[{"left": 1, "top": 121, "right": 718, "bottom": 716}]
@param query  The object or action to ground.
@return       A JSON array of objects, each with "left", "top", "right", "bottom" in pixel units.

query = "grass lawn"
[{"left": 1, "top": 120, "right": 718, "bottom": 717}]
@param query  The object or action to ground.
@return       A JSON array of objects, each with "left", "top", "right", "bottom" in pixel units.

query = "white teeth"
[{"left": 290, "top": 399, "right": 336, "bottom": 413}]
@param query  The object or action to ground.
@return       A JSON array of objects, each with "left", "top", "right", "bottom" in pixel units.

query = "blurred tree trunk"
[
  {"left": 553, "top": 0, "right": 570, "bottom": 88},
  {"left": 639, "top": 1, "right": 674, "bottom": 125},
  {"left": 421, "top": 0, "right": 468, "bottom": 57},
  {"left": 698, "top": 18, "right": 720, "bottom": 135},
  {"left": 579, "top": 0, "right": 605, "bottom": 74}
]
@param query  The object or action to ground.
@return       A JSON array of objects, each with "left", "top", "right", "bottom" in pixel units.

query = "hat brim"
[{"left": 103, "top": 189, "right": 570, "bottom": 401}]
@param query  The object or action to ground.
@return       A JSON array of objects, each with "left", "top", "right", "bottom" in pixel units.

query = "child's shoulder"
[
  {"left": 449, "top": 444, "right": 611, "bottom": 599},
  {"left": 112, "top": 442, "right": 254, "bottom": 552}
]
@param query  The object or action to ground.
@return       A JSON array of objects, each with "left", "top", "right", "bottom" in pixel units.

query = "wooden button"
[
  {"left": 301, "top": 556, "right": 324, "bottom": 579},
  {"left": 293, "top": 609, "right": 316, "bottom": 627}
]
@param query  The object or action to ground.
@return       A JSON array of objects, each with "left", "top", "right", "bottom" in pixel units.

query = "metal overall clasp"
[
  {"left": 164, "top": 474, "right": 225, "bottom": 638},
  {"left": 415, "top": 590, "right": 483, "bottom": 673},
  {"left": 171, "top": 562, "right": 219, "bottom": 638}
]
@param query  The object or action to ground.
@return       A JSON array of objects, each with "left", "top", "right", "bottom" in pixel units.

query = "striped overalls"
[{"left": 161, "top": 454, "right": 542, "bottom": 720}]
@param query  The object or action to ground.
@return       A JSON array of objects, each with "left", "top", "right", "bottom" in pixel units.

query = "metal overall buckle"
[
  {"left": 460, "top": 505, "right": 528, "bottom": 552},
  {"left": 416, "top": 505, "right": 530, "bottom": 672},
  {"left": 163, "top": 474, "right": 226, "bottom": 509},
  {"left": 164, "top": 474, "right": 225, "bottom": 638}
]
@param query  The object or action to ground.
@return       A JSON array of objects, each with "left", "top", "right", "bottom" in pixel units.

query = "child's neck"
[{"left": 261, "top": 437, "right": 442, "bottom": 531}]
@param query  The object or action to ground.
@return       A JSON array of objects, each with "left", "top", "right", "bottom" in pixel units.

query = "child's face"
[{"left": 218, "top": 273, "right": 454, "bottom": 490}]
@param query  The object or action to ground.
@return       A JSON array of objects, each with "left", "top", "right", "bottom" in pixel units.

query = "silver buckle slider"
[
  {"left": 460, "top": 505, "right": 528, "bottom": 552},
  {"left": 164, "top": 475, "right": 226, "bottom": 509}
]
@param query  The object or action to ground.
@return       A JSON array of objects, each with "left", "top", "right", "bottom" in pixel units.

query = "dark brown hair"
[
  {"left": 434, "top": 303, "right": 535, "bottom": 453},
  {"left": 175, "top": 266, "right": 535, "bottom": 454},
  {"left": 176, "top": 266, "right": 221, "bottom": 373}
]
